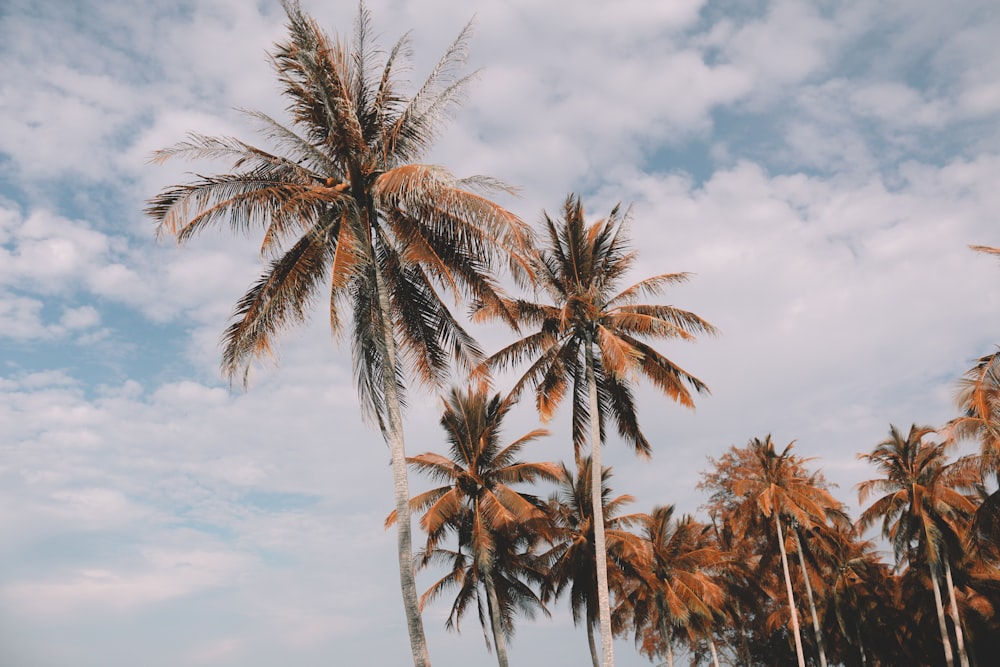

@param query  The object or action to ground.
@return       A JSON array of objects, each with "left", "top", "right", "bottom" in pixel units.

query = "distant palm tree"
[
  {"left": 857, "top": 424, "right": 976, "bottom": 667},
  {"left": 544, "top": 458, "right": 647, "bottom": 667},
  {"left": 477, "top": 194, "right": 715, "bottom": 666},
  {"left": 630, "top": 506, "right": 726, "bottom": 667},
  {"left": 726, "top": 436, "right": 842, "bottom": 667},
  {"left": 391, "top": 384, "right": 558, "bottom": 667},
  {"left": 146, "top": 3, "right": 530, "bottom": 665}
]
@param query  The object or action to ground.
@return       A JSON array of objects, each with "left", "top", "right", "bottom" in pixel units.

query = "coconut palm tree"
[
  {"left": 629, "top": 506, "right": 726, "bottom": 667},
  {"left": 543, "top": 458, "right": 648, "bottom": 667},
  {"left": 476, "top": 194, "right": 715, "bottom": 666},
  {"left": 722, "top": 436, "right": 843, "bottom": 667},
  {"left": 389, "top": 383, "right": 558, "bottom": 667},
  {"left": 857, "top": 424, "right": 976, "bottom": 667},
  {"left": 145, "top": 4, "right": 530, "bottom": 665}
]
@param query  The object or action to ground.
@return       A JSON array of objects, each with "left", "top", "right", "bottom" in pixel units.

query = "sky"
[{"left": 2, "top": 0, "right": 1000, "bottom": 665}]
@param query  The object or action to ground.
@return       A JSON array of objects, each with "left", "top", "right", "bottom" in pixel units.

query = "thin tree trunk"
[
  {"left": 930, "top": 565, "right": 955, "bottom": 667},
  {"left": 587, "top": 620, "right": 600, "bottom": 667},
  {"left": 660, "top": 613, "right": 673, "bottom": 667},
  {"left": 775, "top": 514, "right": 806, "bottom": 667},
  {"left": 586, "top": 346, "right": 615, "bottom": 667},
  {"left": 793, "top": 526, "right": 828, "bottom": 667},
  {"left": 485, "top": 573, "right": 510, "bottom": 667},
  {"left": 371, "top": 241, "right": 431, "bottom": 667},
  {"left": 855, "top": 614, "right": 867, "bottom": 667},
  {"left": 708, "top": 637, "right": 720, "bottom": 667},
  {"left": 943, "top": 558, "right": 970, "bottom": 667}
]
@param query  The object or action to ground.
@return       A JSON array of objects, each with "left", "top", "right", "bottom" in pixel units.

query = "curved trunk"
[
  {"left": 930, "top": 565, "right": 955, "bottom": 667},
  {"left": 587, "top": 619, "right": 600, "bottom": 667},
  {"left": 775, "top": 514, "right": 806, "bottom": 667},
  {"left": 793, "top": 527, "right": 827, "bottom": 667},
  {"left": 708, "top": 637, "right": 720, "bottom": 667},
  {"left": 943, "top": 558, "right": 970, "bottom": 667},
  {"left": 485, "top": 573, "right": 510, "bottom": 667},
  {"left": 586, "top": 346, "right": 615, "bottom": 667},
  {"left": 371, "top": 239, "right": 431, "bottom": 667}
]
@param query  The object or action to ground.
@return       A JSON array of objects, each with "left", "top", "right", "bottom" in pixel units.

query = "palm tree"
[
  {"left": 857, "top": 424, "right": 976, "bottom": 667},
  {"left": 145, "top": 4, "right": 530, "bottom": 665},
  {"left": 477, "top": 194, "right": 715, "bottom": 666},
  {"left": 390, "top": 383, "right": 559, "bottom": 667},
  {"left": 630, "top": 506, "right": 726, "bottom": 667},
  {"left": 543, "top": 458, "right": 648, "bottom": 667},
  {"left": 950, "top": 349, "right": 1000, "bottom": 561},
  {"left": 724, "top": 436, "right": 843, "bottom": 667}
]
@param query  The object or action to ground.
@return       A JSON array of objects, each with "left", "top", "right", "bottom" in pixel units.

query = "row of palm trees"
[
  {"left": 400, "top": 384, "right": 1000, "bottom": 667},
  {"left": 145, "top": 2, "right": 1000, "bottom": 665}
]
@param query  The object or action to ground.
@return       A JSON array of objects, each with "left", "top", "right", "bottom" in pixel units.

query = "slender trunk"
[
  {"left": 793, "top": 527, "right": 827, "bottom": 667},
  {"left": 587, "top": 620, "right": 600, "bottom": 667},
  {"left": 709, "top": 637, "right": 720, "bottom": 667},
  {"left": 775, "top": 514, "right": 806, "bottom": 667},
  {"left": 855, "top": 613, "right": 867, "bottom": 667},
  {"left": 930, "top": 565, "right": 955, "bottom": 667},
  {"left": 485, "top": 573, "right": 510, "bottom": 667},
  {"left": 660, "top": 612, "right": 673, "bottom": 667},
  {"left": 371, "top": 239, "right": 430, "bottom": 667},
  {"left": 943, "top": 558, "right": 970, "bottom": 667},
  {"left": 586, "top": 346, "right": 615, "bottom": 667}
]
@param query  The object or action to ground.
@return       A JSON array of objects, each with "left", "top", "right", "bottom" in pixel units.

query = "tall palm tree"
[
  {"left": 477, "top": 194, "right": 715, "bottom": 666},
  {"left": 145, "top": 4, "right": 530, "bottom": 665},
  {"left": 389, "top": 383, "right": 559, "bottom": 667},
  {"left": 724, "top": 436, "right": 843, "bottom": 667},
  {"left": 630, "top": 506, "right": 726, "bottom": 667},
  {"left": 544, "top": 458, "right": 648, "bottom": 667},
  {"left": 857, "top": 424, "right": 976, "bottom": 667}
]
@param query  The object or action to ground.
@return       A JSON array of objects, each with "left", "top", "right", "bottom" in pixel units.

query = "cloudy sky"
[{"left": 2, "top": 0, "right": 1000, "bottom": 665}]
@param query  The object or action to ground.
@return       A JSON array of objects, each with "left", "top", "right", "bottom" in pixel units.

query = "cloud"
[{"left": 2, "top": 0, "right": 1000, "bottom": 665}]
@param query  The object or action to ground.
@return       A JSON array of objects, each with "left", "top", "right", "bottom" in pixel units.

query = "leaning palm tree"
[
  {"left": 389, "top": 383, "right": 559, "bottom": 667},
  {"left": 145, "top": 3, "right": 530, "bottom": 665},
  {"left": 544, "top": 458, "right": 648, "bottom": 667},
  {"left": 857, "top": 424, "right": 976, "bottom": 667},
  {"left": 476, "top": 194, "right": 715, "bottom": 666}
]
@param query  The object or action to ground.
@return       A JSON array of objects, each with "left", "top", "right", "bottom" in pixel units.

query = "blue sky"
[{"left": 2, "top": 0, "right": 1000, "bottom": 665}]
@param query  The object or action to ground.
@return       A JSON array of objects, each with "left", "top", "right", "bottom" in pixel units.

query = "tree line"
[{"left": 145, "top": 2, "right": 1000, "bottom": 665}]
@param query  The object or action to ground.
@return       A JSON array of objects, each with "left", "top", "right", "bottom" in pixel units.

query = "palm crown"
[
  {"left": 477, "top": 193, "right": 715, "bottom": 455},
  {"left": 147, "top": 0, "right": 530, "bottom": 403}
]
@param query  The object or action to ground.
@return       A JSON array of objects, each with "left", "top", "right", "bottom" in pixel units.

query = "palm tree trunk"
[
  {"left": 930, "top": 565, "right": 955, "bottom": 667},
  {"left": 586, "top": 345, "right": 615, "bottom": 667},
  {"left": 943, "top": 558, "right": 970, "bottom": 667},
  {"left": 793, "top": 527, "right": 827, "bottom": 667},
  {"left": 371, "top": 241, "right": 431, "bottom": 667},
  {"left": 660, "top": 614, "right": 673, "bottom": 667},
  {"left": 775, "top": 514, "right": 806, "bottom": 667},
  {"left": 708, "top": 637, "right": 720, "bottom": 667},
  {"left": 855, "top": 615, "right": 867, "bottom": 667},
  {"left": 587, "top": 620, "right": 600, "bottom": 667},
  {"left": 484, "top": 573, "right": 510, "bottom": 667}
]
